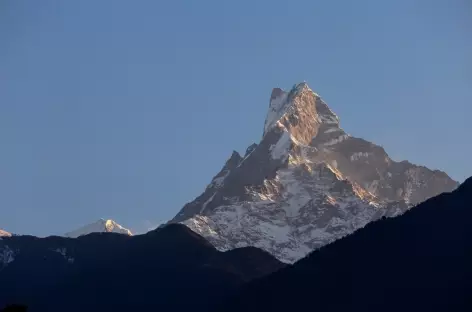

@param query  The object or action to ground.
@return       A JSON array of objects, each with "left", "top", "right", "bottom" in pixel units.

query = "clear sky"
[{"left": 1, "top": 0, "right": 470, "bottom": 236}]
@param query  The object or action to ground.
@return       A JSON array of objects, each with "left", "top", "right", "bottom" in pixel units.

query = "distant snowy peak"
[
  {"left": 64, "top": 219, "right": 132, "bottom": 238},
  {"left": 0, "top": 230, "right": 11, "bottom": 237}
]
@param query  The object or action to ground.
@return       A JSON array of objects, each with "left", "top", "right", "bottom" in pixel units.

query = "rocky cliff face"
[{"left": 172, "top": 82, "right": 458, "bottom": 263}]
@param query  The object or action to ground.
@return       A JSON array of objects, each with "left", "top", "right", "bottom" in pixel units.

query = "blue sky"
[{"left": 1, "top": 0, "right": 470, "bottom": 236}]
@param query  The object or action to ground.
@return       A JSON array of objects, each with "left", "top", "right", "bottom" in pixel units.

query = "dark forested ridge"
[
  {"left": 0, "top": 305, "right": 28, "bottom": 312},
  {"left": 0, "top": 224, "right": 285, "bottom": 312},
  {"left": 2, "top": 178, "right": 471, "bottom": 312},
  {"left": 216, "top": 177, "right": 472, "bottom": 312}
]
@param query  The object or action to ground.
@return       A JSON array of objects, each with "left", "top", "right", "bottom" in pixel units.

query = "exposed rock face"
[{"left": 171, "top": 82, "right": 458, "bottom": 263}]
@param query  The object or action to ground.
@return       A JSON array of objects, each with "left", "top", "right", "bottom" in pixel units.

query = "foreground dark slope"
[
  {"left": 219, "top": 177, "right": 472, "bottom": 312},
  {"left": 0, "top": 224, "right": 284, "bottom": 312}
]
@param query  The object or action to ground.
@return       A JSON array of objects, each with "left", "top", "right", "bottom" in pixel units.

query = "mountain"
[
  {"left": 0, "top": 224, "right": 284, "bottom": 312},
  {"left": 216, "top": 177, "right": 472, "bottom": 312},
  {"left": 64, "top": 219, "right": 132, "bottom": 238},
  {"left": 172, "top": 82, "right": 458, "bottom": 263},
  {"left": 0, "top": 230, "right": 11, "bottom": 238}
]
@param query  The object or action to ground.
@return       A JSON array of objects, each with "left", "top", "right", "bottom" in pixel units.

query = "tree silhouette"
[{"left": 0, "top": 304, "right": 28, "bottom": 312}]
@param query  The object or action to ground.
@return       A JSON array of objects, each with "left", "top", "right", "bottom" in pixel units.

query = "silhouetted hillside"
[
  {"left": 218, "top": 177, "right": 472, "bottom": 312},
  {"left": 0, "top": 305, "right": 28, "bottom": 312},
  {"left": 0, "top": 224, "right": 285, "bottom": 312},
  {"left": 3, "top": 179, "right": 471, "bottom": 312}
]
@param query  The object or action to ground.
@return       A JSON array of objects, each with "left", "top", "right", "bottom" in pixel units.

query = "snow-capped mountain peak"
[
  {"left": 264, "top": 82, "right": 339, "bottom": 139},
  {"left": 0, "top": 229, "right": 11, "bottom": 238},
  {"left": 171, "top": 82, "right": 458, "bottom": 263},
  {"left": 64, "top": 219, "right": 132, "bottom": 238}
]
